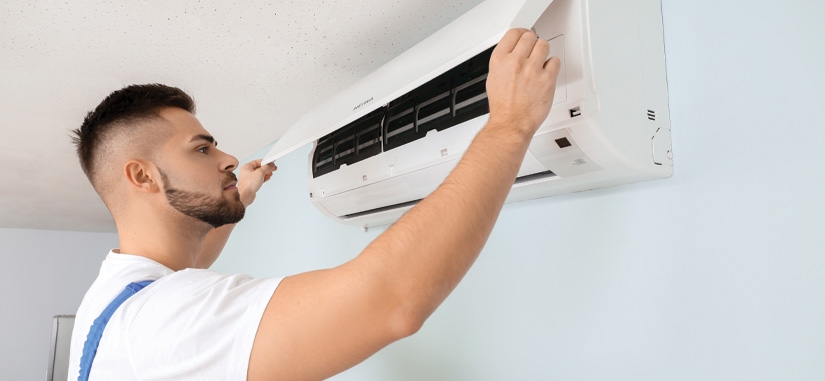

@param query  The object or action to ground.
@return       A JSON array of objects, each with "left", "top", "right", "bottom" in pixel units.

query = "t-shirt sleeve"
[{"left": 121, "top": 269, "right": 281, "bottom": 380}]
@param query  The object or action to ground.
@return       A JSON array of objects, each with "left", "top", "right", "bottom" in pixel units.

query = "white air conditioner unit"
[{"left": 263, "top": 0, "right": 672, "bottom": 228}]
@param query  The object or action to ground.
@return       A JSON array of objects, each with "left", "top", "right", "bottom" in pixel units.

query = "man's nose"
[{"left": 220, "top": 150, "right": 239, "bottom": 172}]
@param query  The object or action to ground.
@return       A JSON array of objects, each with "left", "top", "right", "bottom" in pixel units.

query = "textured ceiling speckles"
[{"left": 0, "top": 0, "right": 486, "bottom": 232}]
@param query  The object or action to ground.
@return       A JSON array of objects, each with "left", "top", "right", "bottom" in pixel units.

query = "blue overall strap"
[{"left": 77, "top": 280, "right": 154, "bottom": 381}]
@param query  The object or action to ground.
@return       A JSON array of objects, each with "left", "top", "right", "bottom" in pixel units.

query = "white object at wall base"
[{"left": 46, "top": 315, "right": 75, "bottom": 381}]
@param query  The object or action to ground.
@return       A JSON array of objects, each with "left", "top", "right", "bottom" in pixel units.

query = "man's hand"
[
  {"left": 238, "top": 159, "right": 277, "bottom": 207},
  {"left": 487, "top": 28, "right": 561, "bottom": 136}
]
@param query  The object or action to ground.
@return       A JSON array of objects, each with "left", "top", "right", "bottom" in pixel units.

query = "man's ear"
[{"left": 123, "top": 160, "right": 161, "bottom": 193}]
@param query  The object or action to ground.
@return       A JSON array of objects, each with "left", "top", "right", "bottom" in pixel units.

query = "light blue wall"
[{"left": 214, "top": 1, "right": 825, "bottom": 379}]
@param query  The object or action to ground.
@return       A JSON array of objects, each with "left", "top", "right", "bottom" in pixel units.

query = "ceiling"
[{"left": 0, "top": 0, "right": 485, "bottom": 232}]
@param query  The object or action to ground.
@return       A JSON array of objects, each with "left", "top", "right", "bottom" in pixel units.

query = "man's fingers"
[
  {"left": 512, "top": 30, "right": 539, "bottom": 58},
  {"left": 529, "top": 38, "right": 550, "bottom": 63},
  {"left": 544, "top": 56, "right": 562, "bottom": 72},
  {"left": 486, "top": 28, "right": 562, "bottom": 135},
  {"left": 258, "top": 162, "right": 277, "bottom": 183},
  {"left": 238, "top": 160, "right": 276, "bottom": 189},
  {"left": 242, "top": 159, "right": 263, "bottom": 171},
  {"left": 263, "top": 162, "right": 277, "bottom": 173},
  {"left": 493, "top": 28, "right": 530, "bottom": 56},
  {"left": 242, "top": 159, "right": 277, "bottom": 173}
]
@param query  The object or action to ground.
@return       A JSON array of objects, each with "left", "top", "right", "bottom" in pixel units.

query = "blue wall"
[{"left": 214, "top": 1, "right": 825, "bottom": 379}]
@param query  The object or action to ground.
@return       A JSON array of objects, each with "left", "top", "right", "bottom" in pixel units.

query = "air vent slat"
[
  {"left": 417, "top": 90, "right": 452, "bottom": 133},
  {"left": 348, "top": 109, "right": 386, "bottom": 166},
  {"left": 334, "top": 131, "right": 356, "bottom": 165},
  {"left": 312, "top": 107, "right": 387, "bottom": 177},
  {"left": 313, "top": 45, "right": 496, "bottom": 178},
  {"left": 386, "top": 123, "right": 414, "bottom": 139},
  {"left": 357, "top": 126, "right": 381, "bottom": 151},
  {"left": 455, "top": 92, "right": 488, "bottom": 110},
  {"left": 312, "top": 139, "right": 336, "bottom": 177},
  {"left": 385, "top": 97, "right": 424, "bottom": 150},
  {"left": 418, "top": 108, "right": 450, "bottom": 126}
]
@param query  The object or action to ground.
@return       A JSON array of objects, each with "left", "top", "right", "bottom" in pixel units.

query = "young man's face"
[{"left": 155, "top": 107, "right": 245, "bottom": 228}]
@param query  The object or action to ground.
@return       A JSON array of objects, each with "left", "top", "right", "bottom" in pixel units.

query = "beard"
[{"left": 159, "top": 168, "right": 245, "bottom": 228}]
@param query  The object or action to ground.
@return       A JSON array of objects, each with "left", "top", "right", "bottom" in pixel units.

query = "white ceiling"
[{"left": 0, "top": 0, "right": 485, "bottom": 232}]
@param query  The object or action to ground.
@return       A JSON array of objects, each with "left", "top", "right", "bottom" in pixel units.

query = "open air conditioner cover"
[
  {"left": 263, "top": 0, "right": 555, "bottom": 163},
  {"left": 262, "top": 0, "right": 673, "bottom": 227}
]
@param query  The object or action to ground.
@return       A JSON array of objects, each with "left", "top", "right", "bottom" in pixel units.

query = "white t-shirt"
[{"left": 67, "top": 251, "right": 281, "bottom": 380}]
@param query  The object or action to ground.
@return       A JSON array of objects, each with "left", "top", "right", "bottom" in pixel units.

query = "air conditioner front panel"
[
  {"left": 308, "top": 115, "right": 489, "bottom": 200},
  {"left": 309, "top": 114, "right": 553, "bottom": 218},
  {"left": 315, "top": 158, "right": 457, "bottom": 219},
  {"left": 277, "top": 0, "right": 671, "bottom": 227}
]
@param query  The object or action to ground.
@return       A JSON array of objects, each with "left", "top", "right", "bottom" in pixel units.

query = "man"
[{"left": 68, "top": 28, "right": 561, "bottom": 380}]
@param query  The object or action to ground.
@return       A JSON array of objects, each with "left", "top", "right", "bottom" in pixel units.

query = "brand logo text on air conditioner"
[{"left": 353, "top": 97, "right": 374, "bottom": 111}]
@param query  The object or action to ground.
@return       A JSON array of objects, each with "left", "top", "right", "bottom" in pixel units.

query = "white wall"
[
  {"left": 0, "top": 228, "right": 117, "bottom": 380},
  {"left": 214, "top": 1, "right": 825, "bottom": 379}
]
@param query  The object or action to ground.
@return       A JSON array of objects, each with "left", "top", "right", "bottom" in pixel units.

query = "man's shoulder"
[
  {"left": 69, "top": 259, "right": 283, "bottom": 380},
  {"left": 130, "top": 269, "right": 281, "bottom": 310}
]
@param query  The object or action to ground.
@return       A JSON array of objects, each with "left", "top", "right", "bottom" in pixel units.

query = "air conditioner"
[{"left": 263, "top": 0, "right": 672, "bottom": 228}]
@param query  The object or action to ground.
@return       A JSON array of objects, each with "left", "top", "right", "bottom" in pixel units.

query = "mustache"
[{"left": 223, "top": 172, "right": 238, "bottom": 188}]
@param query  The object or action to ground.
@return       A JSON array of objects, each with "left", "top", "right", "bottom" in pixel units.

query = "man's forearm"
[
  {"left": 361, "top": 119, "right": 534, "bottom": 326},
  {"left": 357, "top": 28, "right": 561, "bottom": 330}
]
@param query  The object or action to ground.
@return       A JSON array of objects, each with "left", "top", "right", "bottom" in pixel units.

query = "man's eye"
[{"left": 197, "top": 146, "right": 209, "bottom": 154}]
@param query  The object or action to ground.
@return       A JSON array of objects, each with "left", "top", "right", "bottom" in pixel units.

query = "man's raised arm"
[{"left": 249, "top": 29, "right": 561, "bottom": 381}]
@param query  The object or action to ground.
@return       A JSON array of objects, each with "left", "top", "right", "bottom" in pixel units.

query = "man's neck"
[{"left": 116, "top": 215, "right": 210, "bottom": 271}]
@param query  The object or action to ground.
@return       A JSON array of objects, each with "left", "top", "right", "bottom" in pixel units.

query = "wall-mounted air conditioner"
[{"left": 263, "top": 0, "right": 672, "bottom": 228}]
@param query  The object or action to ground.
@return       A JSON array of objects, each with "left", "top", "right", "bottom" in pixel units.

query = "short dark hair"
[{"left": 72, "top": 84, "right": 196, "bottom": 183}]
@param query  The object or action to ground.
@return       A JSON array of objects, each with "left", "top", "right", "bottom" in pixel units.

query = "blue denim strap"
[{"left": 77, "top": 280, "right": 154, "bottom": 381}]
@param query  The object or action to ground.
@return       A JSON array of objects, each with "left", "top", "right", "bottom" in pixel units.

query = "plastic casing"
[{"left": 263, "top": 0, "right": 672, "bottom": 227}]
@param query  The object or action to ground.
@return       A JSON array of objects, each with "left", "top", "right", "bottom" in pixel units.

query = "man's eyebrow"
[{"left": 190, "top": 134, "right": 218, "bottom": 147}]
